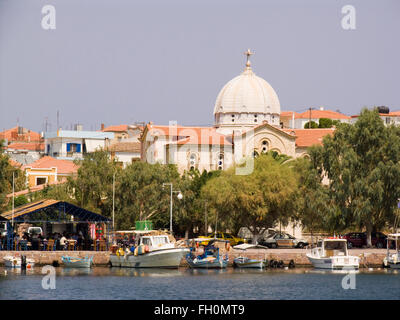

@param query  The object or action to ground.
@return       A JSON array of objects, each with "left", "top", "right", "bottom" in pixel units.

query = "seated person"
[{"left": 60, "top": 234, "right": 67, "bottom": 250}]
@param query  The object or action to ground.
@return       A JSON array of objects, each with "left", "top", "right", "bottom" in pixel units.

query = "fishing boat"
[
  {"left": 3, "top": 255, "right": 35, "bottom": 269},
  {"left": 306, "top": 238, "right": 359, "bottom": 270},
  {"left": 383, "top": 233, "right": 400, "bottom": 269},
  {"left": 233, "top": 243, "right": 268, "bottom": 269},
  {"left": 61, "top": 255, "right": 93, "bottom": 268},
  {"left": 186, "top": 239, "right": 229, "bottom": 269},
  {"left": 109, "top": 231, "right": 189, "bottom": 268}
]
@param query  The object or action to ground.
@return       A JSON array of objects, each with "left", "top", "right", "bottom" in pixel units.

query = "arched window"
[
  {"left": 260, "top": 139, "right": 269, "bottom": 153},
  {"left": 252, "top": 150, "right": 259, "bottom": 158},
  {"left": 217, "top": 153, "right": 224, "bottom": 170},
  {"left": 189, "top": 153, "right": 198, "bottom": 170}
]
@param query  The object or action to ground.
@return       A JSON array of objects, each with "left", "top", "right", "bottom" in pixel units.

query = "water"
[{"left": 0, "top": 267, "right": 399, "bottom": 300}]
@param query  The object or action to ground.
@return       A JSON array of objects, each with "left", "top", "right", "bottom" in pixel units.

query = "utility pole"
[
  {"left": 12, "top": 171, "right": 14, "bottom": 227},
  {"left": 112, "top": 171, "right": 116, "bottom": 244},
  {"left": 309, "top": 107, "right": 312, "bottom": 129},
  {"left": 204, "top": 200, "right": 208, "bottom": 235},
  {"left": 162, "top": 183, "right": 182, "bottom": 234}
]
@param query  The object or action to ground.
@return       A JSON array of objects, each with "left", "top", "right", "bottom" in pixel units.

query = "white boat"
[
  {"left": 232, "top": 243, "right": 268, "bottom": 269},
  {"left": 3, "top": 255, "right": 35, "bottom": 269},
  {"left": 62, "top": 255, "right": 93, "bottom": 268},
  {"left": 110, "top": 232, "right": 189, "bottom": 268},
  {"left": 306, "top": 238, "right": 359, "bottom": 270},
  {"left": 383, "top": 233, "right": 400, "bottom": 269}
]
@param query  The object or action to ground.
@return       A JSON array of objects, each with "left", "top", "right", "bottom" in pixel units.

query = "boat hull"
[
  {"left": 233, "top": 257, "right": 264, "bottom": 269},
  {"left": 62, "top": 256, "right": 93, "bottom": 268},
  {"left": 186, "top": 256, "right": 228, "bottom": 269},
  {"left": 3, "top": 256, "right": 35, "bottom": 269},
  {"left": 306, "top": 254, "right": 359, "bottom": 270},
  {"left": 110, "top": 248, "right": 189, "bottom": 268}
]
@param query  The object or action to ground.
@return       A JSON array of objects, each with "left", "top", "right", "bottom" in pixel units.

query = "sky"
[{"left": 0, "top": 0, "right": 399, "bottom": 133}]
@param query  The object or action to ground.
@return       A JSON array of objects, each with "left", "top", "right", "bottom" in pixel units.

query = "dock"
[{"left": 0, "top": 248, "right": 388, "bottom": 268}]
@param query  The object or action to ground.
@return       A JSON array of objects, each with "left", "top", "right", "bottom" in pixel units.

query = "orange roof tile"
[
  {"left": 108, "top": 142, "right": 141, "bottom": 153},
  {"left": 298, "top": 110, "right": 350, "bottom": 120},
  {"left": 283, "top": 128, "right": 335, "bottom": 147},
  {"left": 102, "top": 125, "right": 129, "bottom": 132},
  {"left": 6, "top": 142, "right": 44, "bottom": 152},
  {"left": 0, "top": 126, "right": 42, "bottom": 143},
  {"left": 145, "top": 124, "right": 232, "bottom": 146},
  {"left": 280, "top": 111, "right": 300, "bottom": 118},
  {"left": 22, "top": 156, "right": 78, "bottom": 174}
]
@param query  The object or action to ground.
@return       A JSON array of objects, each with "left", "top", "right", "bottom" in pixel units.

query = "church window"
[
  {"left": 217, "top": 153, "right": 224, "bottom": 170},
  {"left": 252, "top": 151, "right": 259, "bottom": 158},
  {"left": 189, "top": 153, "right": 197, "bottom": 170}
]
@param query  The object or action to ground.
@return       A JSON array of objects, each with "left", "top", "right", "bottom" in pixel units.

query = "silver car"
[{"left": 259, "top": 232, "right": 309, "bottom": 248}]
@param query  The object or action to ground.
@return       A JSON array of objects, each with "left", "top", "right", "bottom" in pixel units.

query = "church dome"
[{"left": 214, "top": 50, "right": 280, "bottom": 118}]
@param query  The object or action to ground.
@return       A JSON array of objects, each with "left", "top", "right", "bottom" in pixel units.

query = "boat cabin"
[
  {"left": 139, "top": 235, "right": 174, "bottom": 251},
  {"left": 315, "top": 239, "right": 348, "bottom": 258}
]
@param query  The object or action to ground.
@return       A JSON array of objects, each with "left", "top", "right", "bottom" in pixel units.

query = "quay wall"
[{"left": 0, "top": 248, "right": 388, "bottom": 268}]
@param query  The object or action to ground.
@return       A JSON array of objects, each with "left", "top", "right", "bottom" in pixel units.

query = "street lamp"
[{"left": 162, "top": 183, "right": 182, "bottom": 234}]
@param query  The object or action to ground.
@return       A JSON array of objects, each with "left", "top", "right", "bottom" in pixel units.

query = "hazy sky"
[{"left": 0, "top": 0, "right": 399, "bottom": 132}]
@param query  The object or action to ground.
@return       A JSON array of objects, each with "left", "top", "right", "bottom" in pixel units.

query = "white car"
[{"left": 259, "top": 233, "right": 309, "bottom": 248}]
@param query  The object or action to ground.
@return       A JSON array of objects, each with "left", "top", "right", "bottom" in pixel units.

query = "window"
[
  {"left": 217, "top": 153, "right": 224, "bottom": 170},
  {"left": 36, "top": 177, "right": 47, "bottom": 186},
  {"left": 66, "top": 143, "right": 81, "bottom": 153},
  {"left": 189, "top": 153, "right": 197, "bottom": 170}
]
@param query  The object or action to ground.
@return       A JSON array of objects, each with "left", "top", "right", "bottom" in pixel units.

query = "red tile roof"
[
  {"left": 281, "top": 110, "right": 350, "bottom": 120},
  {"left": 144, "top": 124, "right": 232, "bottom": 146},
  {"left": 6, "top": 180, "right": 66, "bottom": 198},
  {"left": 283, "top": 128, "right": 335, "bottom": 147},
  {"left": 6, "top": 142, "right": 44, "bottom": 152},
  {"left": 108, "top": 142, "right": 141, "bottom": 153},
  {"left": 102, "top": 125, "right": 129, "bottom": 132},
  {"left": 0, "top": 127, "right": 42, "bottom": 143},
  {"left": 22, "top": 156, "right": 78, "bottom": 174}
]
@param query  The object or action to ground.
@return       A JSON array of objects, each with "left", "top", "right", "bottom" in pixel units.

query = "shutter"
[
  {"left": 76, "top": 144, "right": 81, "bottom": 153},
  {"left": 66, "top": 143, "right": 71, "bottom": 152}
]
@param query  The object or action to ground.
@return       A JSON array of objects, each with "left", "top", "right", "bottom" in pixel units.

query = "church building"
[{"left": 140, "top": 49, "right": 333, "bottom": 173}]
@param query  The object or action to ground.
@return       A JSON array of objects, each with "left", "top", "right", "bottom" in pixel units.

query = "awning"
[{"left": 0, "top": 199, "right": 111, "bottom": 223}]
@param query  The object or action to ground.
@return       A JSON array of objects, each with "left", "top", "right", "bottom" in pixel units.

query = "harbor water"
[{"left": 0, "top": 267, "right": 399, "bottom": 300}]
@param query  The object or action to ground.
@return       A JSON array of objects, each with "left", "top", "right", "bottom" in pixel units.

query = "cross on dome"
[{"left": 244, "top": 49, "right": 254, "bottom": 68}]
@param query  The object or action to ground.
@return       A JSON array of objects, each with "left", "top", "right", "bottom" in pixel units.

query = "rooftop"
[{"left": 22, "top": 156, "right": 79, "bottom": 174}]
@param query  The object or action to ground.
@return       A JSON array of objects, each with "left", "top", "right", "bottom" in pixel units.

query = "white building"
[
  {"left": 45, "top": 128, "right": 114, "bottom": 160},
  {"left": 141, "top": 49, "right": 334, "bottom": 172}
]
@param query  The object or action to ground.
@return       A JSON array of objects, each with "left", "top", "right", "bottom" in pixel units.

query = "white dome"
[{"left": 214, "top": 67, "right": 280, "bottom": 116}]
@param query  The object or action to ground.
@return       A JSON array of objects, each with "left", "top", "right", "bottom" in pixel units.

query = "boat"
[
  {"left": 61, "top": 255, "right": 93, "bottom": 268},
  {"left": 306, "top": 238, "right": 359, "bottom": 270},
  {"left": 3, "top": 255, "right": 35, "bottom": 269},
  {"left": 232, "top": 243, "right": 268, "bottom": 269},
  {"left": 185, "top": 239, "right": 229, "bottom": 269},
  {"left": 383, "top": 233, "right": 400, "bottom": 269},
  {"left": 109, "top": 231, "right": 189, "bottom": 268}
]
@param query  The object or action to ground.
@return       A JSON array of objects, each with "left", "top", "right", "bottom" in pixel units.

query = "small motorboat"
[
  {"left": 383, "top": 233, "right": 400, "bottom": 269},
  {"left": 306, "top": 238, "right": 359, "bottom": 270},
  {"left": 62, "top": 255, "right": 93, "bottom": 268},
  {"left": 233, "top": 243, "right": 268, "bottom": 269},
  {"left": 186, "top": 239, "right": 229, "bottom": 269},
  {"left": 109, "top": 231, "right": 189, "bottom": 268},
  {"left": 3, "top": 255, "right": 35, "bottom": 269}
]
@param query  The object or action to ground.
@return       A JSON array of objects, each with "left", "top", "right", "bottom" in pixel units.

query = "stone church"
[{"left": 140, "top": 49, "right": 333, "bottom": 173}]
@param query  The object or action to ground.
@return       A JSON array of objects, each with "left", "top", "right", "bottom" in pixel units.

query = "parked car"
[
  {"left": 198, "top": 232, "right": 247, "bottom": 246},
  {"left": 343, "top": 232, "right": 387, "bottom": 248},
  {"left": 258, "top": 232, "right": 308, "bottom": 248},
  {"left": 27, "top": 227, "right": 43, "bottom": 237}
]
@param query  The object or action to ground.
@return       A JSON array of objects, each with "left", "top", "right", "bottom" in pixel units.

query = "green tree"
[
  {"left": 201, "top": 154, "right": 299, "bottom": 243},
  {"left": 318, "top": 118, "right": 333, "bottom": 128},
  {"left": 114, "top": 161, "right": 180, "bottom": 230},
  {"left": 67, "top": 149, "right": 120, "bottom": 215},
  {"left": 304, "top": 121, "right": 319, "bottom": 129},
  {"left": 319, "top": 108, "right": 400, "bottom": 246}
]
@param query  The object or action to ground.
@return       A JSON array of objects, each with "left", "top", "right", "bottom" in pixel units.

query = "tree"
[
  {"left": 0, "top": 142, "right": 26, "bottom": 210},
  {"left": 114, "top": 161, "right": 180, "bottom": 230},
  {"left": 304, "top": 121, "right": 318, "bottom": 129},
  {"left": 201, "top": 154, "right": 299, "bottom": 243},
  {"left": 67, "top": 149, "right": 120, "bottom": 215},
  {"left": 319, "top": 108, "right": 400, "bottom": 246},
  {"left": 318, "top": 118, "right": 333, "bottom": 128}
]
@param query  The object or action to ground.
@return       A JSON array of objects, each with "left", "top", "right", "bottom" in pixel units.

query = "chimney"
[{"left": 101, "top": 123, "right": 105, "bottom": 131}]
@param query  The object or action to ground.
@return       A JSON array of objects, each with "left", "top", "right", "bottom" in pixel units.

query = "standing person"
[{"left": 60, "top": 234, "right": 67, "bottom": 250}]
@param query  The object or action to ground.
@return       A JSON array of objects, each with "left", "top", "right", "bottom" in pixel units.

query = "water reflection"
[{"left": 110, "top": 267, "right": 183, "bottom": 278}]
